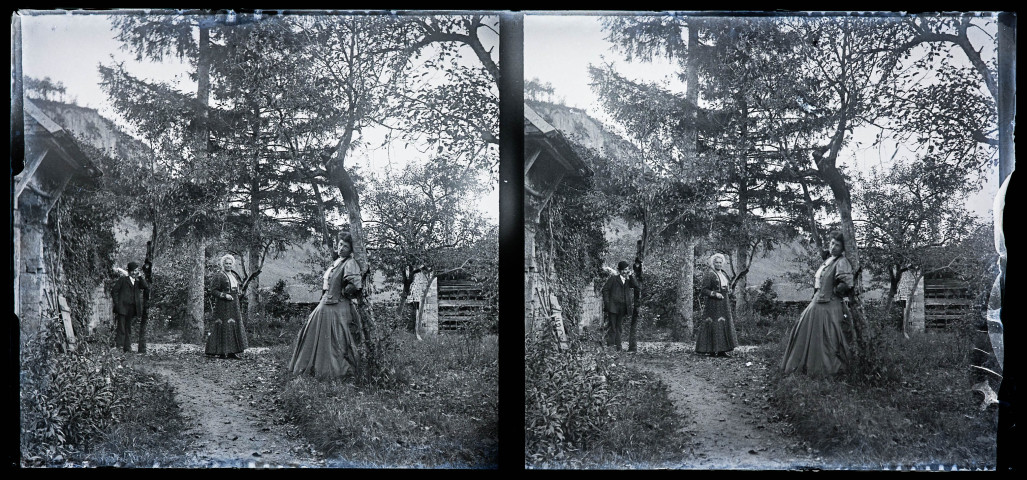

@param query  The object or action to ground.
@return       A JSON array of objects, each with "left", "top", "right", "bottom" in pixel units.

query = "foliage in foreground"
[
  {"left": 525, "top": 333, "right": 682, "bottom": 466},
  {"left": 276, "top": 331, "right": 498, "bottom": 467},
  {"left": 766, "top": 323, "right": 998, "bottom": 468},
  {"left": 20, "top": 319, "right": 188, "bottom": 467}
]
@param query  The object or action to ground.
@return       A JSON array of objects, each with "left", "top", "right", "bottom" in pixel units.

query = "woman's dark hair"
[
  {"left": 828, "top": 230, "right": 846, "bottom": 251},
  {"left": 338, "top": 232, "right": 354, "bottom": 248}
]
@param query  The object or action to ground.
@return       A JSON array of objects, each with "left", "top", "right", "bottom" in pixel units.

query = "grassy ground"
[
  {"left": 573, "top": 306, "right": 997, "bottom": 470},
  {"left": 274, "top": 331, "right": 499, "bottom": 468},
  {"left": 25, "top": 312, "right": 497, "bottom": 468},
  {"left": 760, "top": 323, "right": 998, "bottom": 468}
]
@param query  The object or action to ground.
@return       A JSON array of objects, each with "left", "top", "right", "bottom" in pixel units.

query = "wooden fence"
[{"left": 437, "top": 280, "right": 490, "bottom": 332}]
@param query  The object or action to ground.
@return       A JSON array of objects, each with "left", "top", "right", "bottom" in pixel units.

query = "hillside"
[
  {"left": 526, "top": 99, "right": 638, "bottom": 160},
  {"left": 31, "top": 99, "right": 152, "bottom": 166}
]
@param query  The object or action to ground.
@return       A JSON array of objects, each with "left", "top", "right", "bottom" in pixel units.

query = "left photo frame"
[{"left": 12, "top": 9, "right": 500, "bottom": 468}]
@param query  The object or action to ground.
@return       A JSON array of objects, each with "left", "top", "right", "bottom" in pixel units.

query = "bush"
[
  {"left": 263, "top": 279, "right": 303, "bottom": 320},
  {"left": 20, "top": 318, "right": 132, "bottom": 463},
  {"left": 353, "top": 303, "right": 406, "bottom": 388},
  {"left": 525, "top": 330, "right": 685, "bottom": 466},
  {"left": 752, "top": 279, "right": 784, "bottom": 320},
  {"left": 525, "top": 337, "right": 617, "bottom": 462}
]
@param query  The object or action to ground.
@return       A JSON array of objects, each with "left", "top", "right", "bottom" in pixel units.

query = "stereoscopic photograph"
[
  {"left": 522, "top": 12, "right": 1011, "bottom": 470},
  {"left": 11, "top": 8, "right": 1016, "bottom": 472},
  {"left": 14, "top": 9, "right": 499, "bottom": 468}
]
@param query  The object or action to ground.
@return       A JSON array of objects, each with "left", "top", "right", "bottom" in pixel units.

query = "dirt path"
[
  {"left": 623, "top": 342, "right": 824, "bottom": 470},
  {"left": 122, "top": 343, "right": 325, "bottom": 467}
]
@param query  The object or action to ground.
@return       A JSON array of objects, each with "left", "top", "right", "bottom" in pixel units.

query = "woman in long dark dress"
[
  {"left": 206, "top": 254, "right": 248, "bottom": 359},
  {"left": 781, "top": 231, "right": 853, "bottom": 376},
  {"left": 287, "top": 233, "right": 362, "bottom": 380},
  {"left": 696, "top": 253, "right": 739, "bottom": 357}
]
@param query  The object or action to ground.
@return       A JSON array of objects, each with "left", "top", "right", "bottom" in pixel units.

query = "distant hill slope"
[
  {"left": 526, "top": 99, "right": 638, "bottom": 160},
  {"left": 31, "top": 99, "right": 152, "bottom": 165}
]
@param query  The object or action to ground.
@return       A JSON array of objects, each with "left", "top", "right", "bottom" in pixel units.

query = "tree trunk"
[
  {"left": 246, "top": 246, "right": 260, "bottom": 322},
  {"left": 184, "top": 24, "right": 211, "bottom": 345},
  {"left": 397, "top": 269, "right": 413, "bottom": 319},
  {"left": 884, "top": 268, "right": 903, "bottom": 328},
  {"left": 818, "top": 156, "right": 871, "bottom": 356},
  {"left": 732, "top": 246, "right": 750, "bottom": 321},
  {"left": 184, "top": 231, "right": 206, "bottom": 344},
  {"left": 327, "top": 113, "right": 376, "bottom": 357},
  {"left": 799, "top": 179, "right": 824, "bottom": 252},
  {"left": 732, "top": 98, "right": 752, "bottom": 321},
  {"left": 670, "top": 21, "right": 700, "bottom": 343},
  {"left": 674, "top": 236, "right": 697, "bottom": 341},
  {"left": 397, "top": 269, "right": 415, "bottom": 338},
  {"left": 246, "top": 100, "right": 262, "bottom": 323},
  {"left": 143, "top": 231, "right": 154, "bottom": 323},
  {"left": 415, "top": 273, "right": 438, "bottom": 342},
  {"left": 628, "top": 237, "right": 644, "bottom": 351}
]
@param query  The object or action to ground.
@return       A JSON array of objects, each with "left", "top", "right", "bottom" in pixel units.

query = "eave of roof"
[
  {"left": 524, "top": 103, "right": 592, "bottom": 178},
  {"left": 24, "top": 98, "right": 102, "bottom": 178}
]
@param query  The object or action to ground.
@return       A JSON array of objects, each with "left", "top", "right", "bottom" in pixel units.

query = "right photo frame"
[{"left": 521, "top": 11, "right": 1015, "bottom": 471}]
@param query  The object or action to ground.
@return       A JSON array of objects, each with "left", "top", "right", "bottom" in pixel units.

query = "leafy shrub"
[
  {"left": 525, "top": 336, "right": 618, "bottom": 462},
  {"left": 752, "top": 278, "right": 784, "bottom": 320},
  {"left": 263, "top": 279, "right": 301, "bottom": 320},
  {"left": 354, "top": 303, "right": 405, "bottom": 388},
  {"left": 525, "top": 331, "right": 684, "bottom": 466},
  {"left": 600, "top": 369, "right": 682, "bottom": 455},
  {"left": 20, "top": 318, "right": 132, "bottom": 463}
]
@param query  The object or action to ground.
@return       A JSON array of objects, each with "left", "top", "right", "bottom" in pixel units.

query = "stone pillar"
[
  {"left": 910, "top": 279, "right": 926, "bottom": 334},
  {"left": 423, "top": 277, "right": 439, "bottom": 334},
  {"left": 524, "top": 219, "right": 538, "bottom": 338},
  {"left": 16, "top": 190, "right": 50, "bottom": 338},
  {"left": 13, "top": 209, "right": 22, "bottom": 319}
]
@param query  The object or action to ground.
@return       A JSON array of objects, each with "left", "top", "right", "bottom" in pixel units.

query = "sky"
[
  {"left": 524, "top": 13, "right": 1002, "bottom": 222},
  {"left": 16, "top": 10, "right": 500, "bottom": 223}
]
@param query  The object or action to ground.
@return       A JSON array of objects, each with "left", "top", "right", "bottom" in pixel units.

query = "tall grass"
[
  {"left": 277, "top": 331, "right": 498, "bottom": 467},
  {"left": 766, "top": 315, "right": 998, "bottom": 468}
]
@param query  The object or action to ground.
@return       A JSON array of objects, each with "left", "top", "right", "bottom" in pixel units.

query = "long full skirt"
[
  {"left": 780, "top": 300, "right": 851, "bottom": 376},
  {"left": 205, "top": 297, "right": 247, "bottom": 355},
  {"left": 287, "top": 299, "right": 359, "bottom": 380},
  {"left": 695, "top": 297, "right": 738, "bottom": 354}
]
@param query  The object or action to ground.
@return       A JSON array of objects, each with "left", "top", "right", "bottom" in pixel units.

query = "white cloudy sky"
[
  {"left": 17, "top": 9, "right": 500, "bottom": 223},
  {"left": 524, "top": 13, "right": 1002, "bottom": 221}
]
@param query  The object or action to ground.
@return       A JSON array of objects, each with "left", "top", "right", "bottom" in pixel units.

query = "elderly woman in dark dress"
[
  {"left": 781, "top": 231, "right": 854, "bottom": 376},
  {"left": 206, "top": 254, "right": 248, "bottom": 359},
  {"left": 696, "top": 253, "right": 739, "bottom": 357},
  {"left": 287, "top": 233, "right": 362, "bottom": 380}
]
